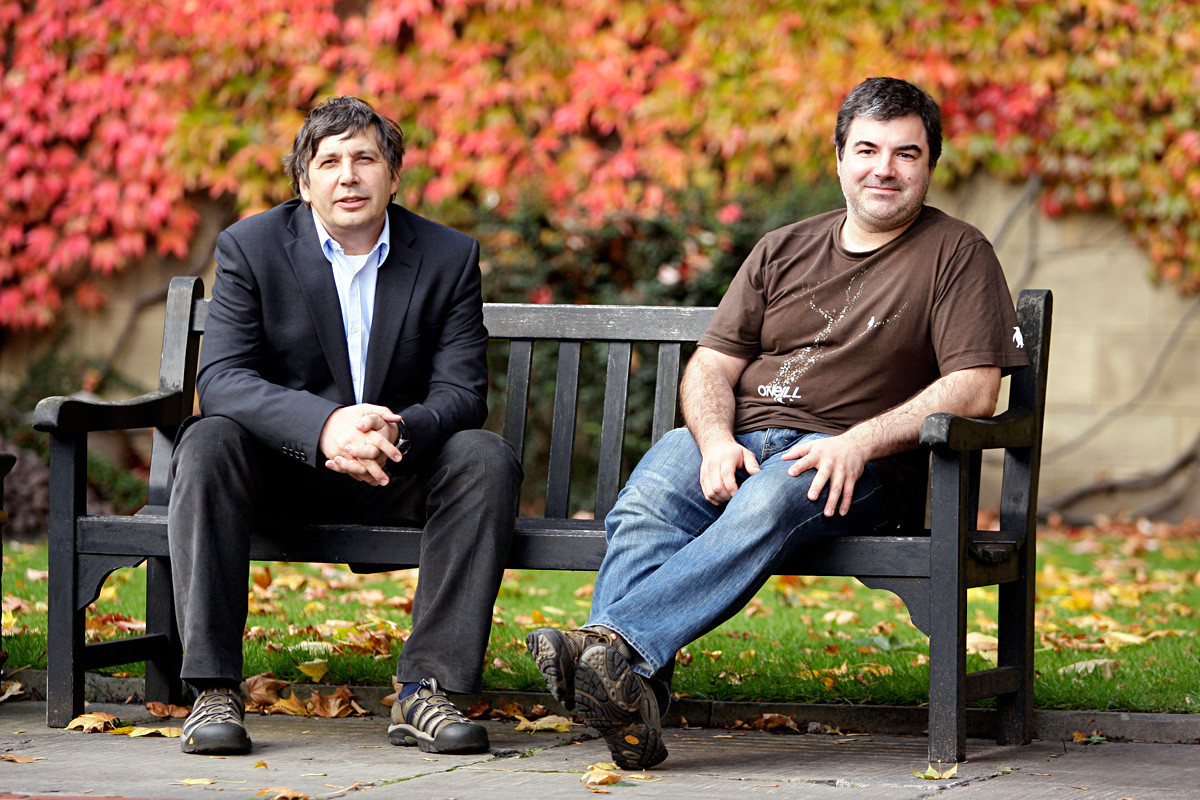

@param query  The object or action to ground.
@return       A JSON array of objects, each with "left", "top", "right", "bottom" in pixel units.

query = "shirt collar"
[{"left": 311, "top": 209, "right": 391, "bottom": 264}]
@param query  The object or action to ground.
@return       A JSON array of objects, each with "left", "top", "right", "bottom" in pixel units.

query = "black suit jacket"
[{"left": 196, "top": 199, "right": 489, "bottom": 467}]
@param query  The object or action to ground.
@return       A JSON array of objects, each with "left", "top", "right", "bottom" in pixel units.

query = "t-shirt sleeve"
[
  {"left": 930, "top": 237, "right": 1029, "bottom": 376},
  {"left": 697, "top": 239, "right": 768, "bottom": 358}
]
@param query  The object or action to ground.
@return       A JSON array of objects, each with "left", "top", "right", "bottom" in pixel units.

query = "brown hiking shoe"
[
  {"left": 574, "top": 641, "right": 667, "bottom": 770},
  {"left": 525, "top": 626, "right": 627, "bottom": 710}
]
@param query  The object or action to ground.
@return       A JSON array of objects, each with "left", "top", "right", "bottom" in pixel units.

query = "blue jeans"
[{"left": 587, "top": 427, "right": 891, "bottom": 693}]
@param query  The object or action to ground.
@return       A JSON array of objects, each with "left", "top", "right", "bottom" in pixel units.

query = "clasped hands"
[
  {"left": 320, "top": 403, "right": 405, "bottom": 486},
  {"left": 698, "top": 431, "right": 869, "bottom": 518}
]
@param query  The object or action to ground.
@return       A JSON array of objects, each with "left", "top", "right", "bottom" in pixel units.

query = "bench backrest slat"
[
  {"left": 501, "top": 339, "right": 533, "bottom": 462},
  {"left": 652, "top": 342, "right": 683, "bottom": 445},
  {"left": 545, "top": 341, "right": 582, "bottom": 518},
  {"left": 596, "top": 341, "right": 633, "bottom": 519}
]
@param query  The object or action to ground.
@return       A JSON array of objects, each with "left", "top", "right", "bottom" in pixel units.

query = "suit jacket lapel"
[
  {"left": 363, "top": 205, "right": 422, "bottom": 402},
  {"left": 285, "top": 206, "right": 357, "bottom": 405}
]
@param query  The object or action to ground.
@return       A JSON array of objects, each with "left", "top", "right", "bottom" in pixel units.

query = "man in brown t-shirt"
[{"left": 526, "top": 77, "right": 1029, "bottom": 770}]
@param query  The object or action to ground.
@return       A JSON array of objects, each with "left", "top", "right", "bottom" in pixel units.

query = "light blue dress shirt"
[{"left": 311, "top": 211, "right": 391, "bottom": 404}]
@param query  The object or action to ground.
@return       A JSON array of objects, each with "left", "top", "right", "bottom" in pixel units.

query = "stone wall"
[{"left": 930, "top": 176, "right": 1200, "bottom": 522}]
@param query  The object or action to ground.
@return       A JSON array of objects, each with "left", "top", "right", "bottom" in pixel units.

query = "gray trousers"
[{"left": 167, "top": 416, "right": 521, "bottom": 694}]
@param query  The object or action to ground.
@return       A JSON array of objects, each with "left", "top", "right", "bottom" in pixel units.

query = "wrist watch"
[{"left": 393, "top": 418, "right": 412, "bottom": 455}]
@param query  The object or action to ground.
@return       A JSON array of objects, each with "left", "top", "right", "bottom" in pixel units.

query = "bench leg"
[
  {"left": 46, "top": 434, "right": 87, "bottom": 728},
  {"left": 995, "top": 552, "right": 1034, "bottom": 745},
  {"left": 927, "top": 589, "right": 968, "bottom": 763},
  {"left": 144, "top": 556, "right": 184, "bottom": 705},
  {"left": 927, "top": 448, "right": 970, "bottom": 764},
  {"left": 46, "top": 597, "right": 86, "bottom": 728}
]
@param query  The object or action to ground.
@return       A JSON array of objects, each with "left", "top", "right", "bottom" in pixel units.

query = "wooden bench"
[
  {"left": 0, "top": 451, "right": 16, "bottom": 670},
  {"left": 33, "top": 275, "right": 1051, "bottom": 763}
]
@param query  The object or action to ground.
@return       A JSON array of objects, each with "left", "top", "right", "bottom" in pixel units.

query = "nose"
[
  {"left": 871, "top": 157, "right": 896, "bottom": 179},
  {"left": 338, "top": 157, "right": 358, "bottom": 184}
]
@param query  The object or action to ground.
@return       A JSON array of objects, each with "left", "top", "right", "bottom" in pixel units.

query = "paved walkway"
[{"left": 1, "top": 700, "right": 1197, "bottom": 800}]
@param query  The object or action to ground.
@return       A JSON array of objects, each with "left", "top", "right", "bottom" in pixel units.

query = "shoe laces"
[
  {"left": 402, "top": 679, "right": 470, "bottom": 735},
  {"left": 184, "top": 688, "right": 244, "bottom": 733}
]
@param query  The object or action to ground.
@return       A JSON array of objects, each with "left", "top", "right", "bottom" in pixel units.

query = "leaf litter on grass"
[{"left": 6, "top": 516, "right": 1200, "bottom": 712}]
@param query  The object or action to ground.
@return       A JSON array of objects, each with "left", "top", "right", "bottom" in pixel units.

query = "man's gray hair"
[{"left": 283, "top": 96, "right": 405, "bottom": 196}]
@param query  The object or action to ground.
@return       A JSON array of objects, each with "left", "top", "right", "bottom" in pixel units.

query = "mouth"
[{"left": 335, "top": 196, "right": 369, "bottom": 209}]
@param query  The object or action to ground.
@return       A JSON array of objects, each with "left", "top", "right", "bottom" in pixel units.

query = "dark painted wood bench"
[
  {"left": 0, "top": 451, "right": 16, "bottom": 670},
  {"left": 33, "top": 275, "right": 1051, "bottom": 763}
]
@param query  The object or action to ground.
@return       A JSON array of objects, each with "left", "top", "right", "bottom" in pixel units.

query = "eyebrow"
[{"left": 852, "top": 139, "right": 924, "bottom": 156}]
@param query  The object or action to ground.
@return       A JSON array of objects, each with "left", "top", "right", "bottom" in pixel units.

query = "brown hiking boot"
[
  {"left": 525, "top": 626, "right": 629, "bottom": 710},
  {"left": 574, "top": 641, "right": 667, "bottom": 770}
]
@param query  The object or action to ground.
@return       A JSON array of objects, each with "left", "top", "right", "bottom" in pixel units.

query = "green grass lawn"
[{"left": 4, "top": 519, "right": 1199, "bottom": 713}]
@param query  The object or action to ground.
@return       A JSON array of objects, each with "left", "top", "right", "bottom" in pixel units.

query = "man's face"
[
  {"left": 836, "top": 114, "right": 932, "bottom": 237},
  {"left": 299, "top": 128, "right": 399, "bottom": 254}
]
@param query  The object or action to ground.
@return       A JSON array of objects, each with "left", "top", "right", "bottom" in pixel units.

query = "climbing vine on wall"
[{"left": 2, "top": 0, "right": 1199, "bottom": 329}]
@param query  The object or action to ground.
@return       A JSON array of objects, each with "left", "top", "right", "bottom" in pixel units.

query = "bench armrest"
[
  {"left": 919, "top": 408, "right": 1036, "bottom": 451},
  {"left": 33, "top": 389, "right": 186, "bottom": 435}
]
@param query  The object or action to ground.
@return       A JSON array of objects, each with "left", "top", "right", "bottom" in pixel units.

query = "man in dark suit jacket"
[{"left": 168, "top": 96, "right": 521, "bottom": 757}]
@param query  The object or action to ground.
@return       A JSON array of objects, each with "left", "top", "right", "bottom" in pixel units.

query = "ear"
[{"left": 299, "top": 177, "right": 311, "bottom": 204}]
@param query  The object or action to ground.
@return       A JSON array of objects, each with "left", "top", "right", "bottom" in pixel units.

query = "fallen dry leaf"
[
  {"left": 296, "top": 659, "right": 329, "bottom": 683},
  {"left": 581, "top": 762, "right": 623, "bottom": 788},
  {"left": 128, "top": 726, "right": 183, "bottom": 738},
  {"left": 290, "top": 641, "right": 335, "bottom": 657},
  {"left": 174, "top": 778, "right": 216, "bottom": 786},
  {"left": 0, "top": 753, "right": 43, "bottom": 763},
  {"left": 1058, "top": 659, "right": 1120, "bottom": 680},
  {"left": 146, "top": 701, "right": 191, "bottom": 718},
  {"left": 254, "top": 760, "right": 269, "bottom": 769},
  {"left": 0, "top": 680, "right": 24, "bottom": 703},
  {"left": 267, "top": 693, "right": 311, "bottom": 716},
  {"left": 732, "top": 713, "right": 800, "bottom": 733},
  {"left": 488, "top": 700, "right": 526, "bottom": 721},
  {"left": 257, "top": 787, "right": 309, "bottom": 800},
  {"left": 66, "top": 712, "right": 121, "bottom": 733},
  {"left": 1100, "top": 630, "right": 1147, "bottom": 650},
  {"left": 912, "top": 762, "right": 958, "bottom": 780},
  {"left": 247, "top": 672, "right": 290, "bottom": 706},
  {"left": 513, "top": 714, "right": 576, "bottom": 733},
  {"left": 822, "top": 609, "right": 860, "bottom": 626},
  {"left": 307, "top": 688, "right": 352, "bottom": 719}
]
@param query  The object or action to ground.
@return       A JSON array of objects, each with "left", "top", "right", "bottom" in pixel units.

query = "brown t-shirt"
[{"left": 698, "top": 205, "right": 1029, "bottom": 520}]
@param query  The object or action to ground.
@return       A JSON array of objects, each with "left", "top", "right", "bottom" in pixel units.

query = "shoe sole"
[
  {"left": 574, "top": 644, "right": 667, "bottom": 770},
  {"left": 387, "top": 722, "right": 490, "bottom": 754},
  {"left": 180, "top": 724, "right": 252, "bottom": 755},
  {"left": 525, "top": 628, "right": 577, "bottom": 710}
]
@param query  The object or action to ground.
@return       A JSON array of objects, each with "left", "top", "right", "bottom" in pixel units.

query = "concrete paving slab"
[
  {"left": 0, "top": 702, "right": 574, "bottom": 799},
  {"left": 0, "top": 700, "right": 1196, "bottom": 800}
]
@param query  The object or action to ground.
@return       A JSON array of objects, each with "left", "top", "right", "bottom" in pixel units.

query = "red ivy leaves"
[{"left": 4, "top": 0, "right": 1200, "bottom": 329}]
